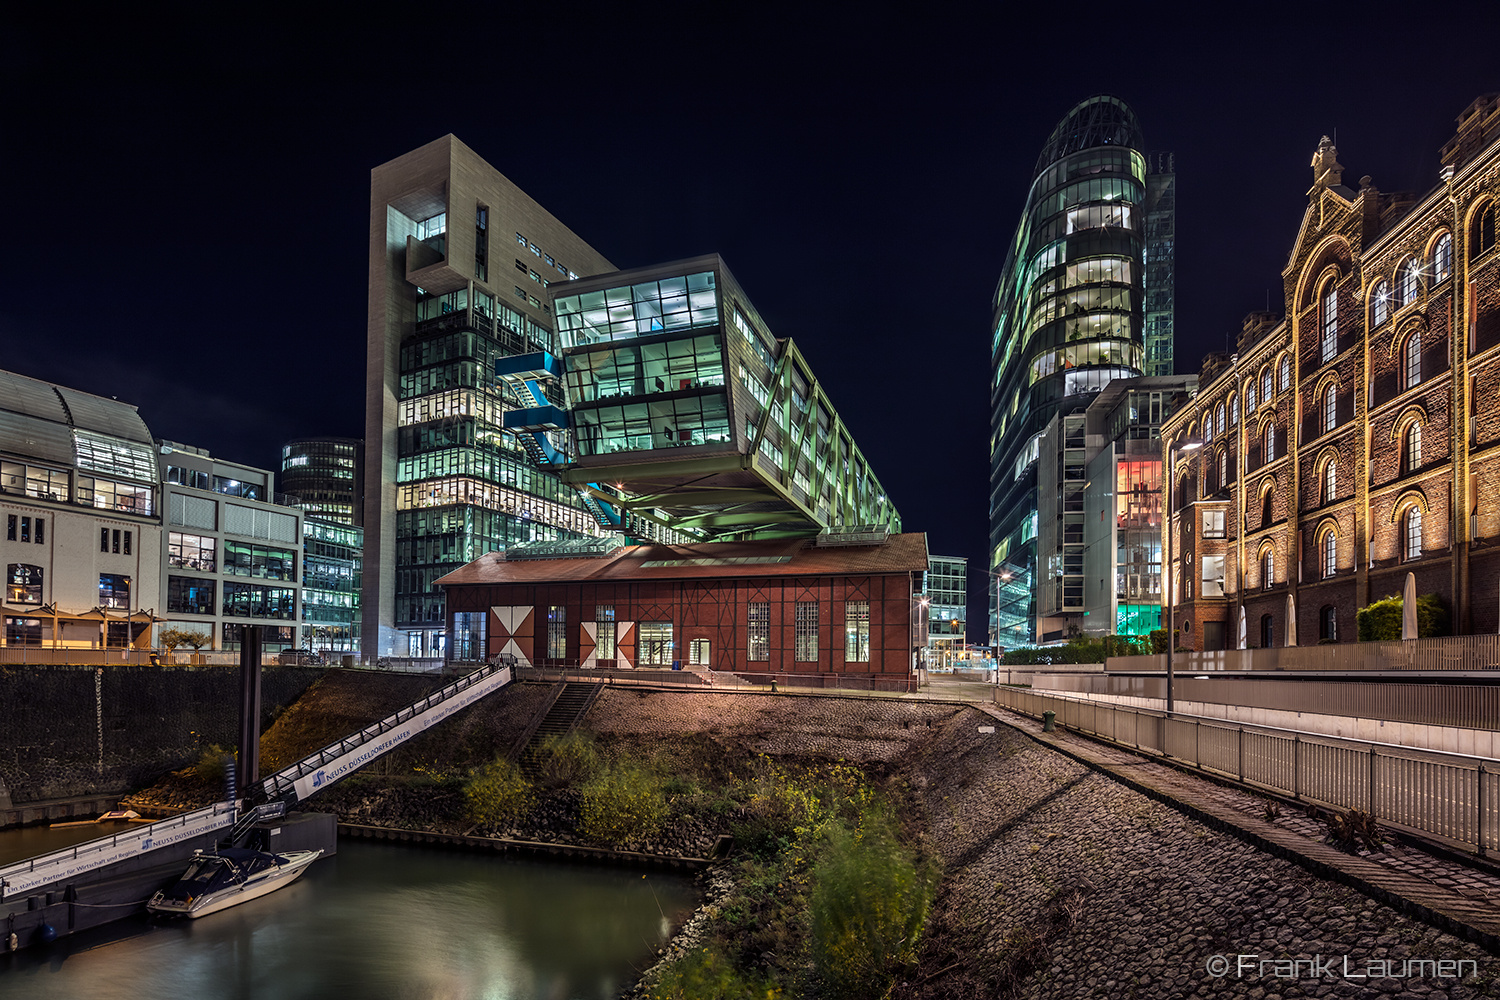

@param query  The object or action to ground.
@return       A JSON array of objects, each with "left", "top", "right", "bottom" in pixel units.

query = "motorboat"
[{"left": 147, "top": 847, "right": 322, "bottom": 919}]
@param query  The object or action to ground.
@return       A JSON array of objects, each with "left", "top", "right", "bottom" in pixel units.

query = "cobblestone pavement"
[{"left": 894, "top": 709, "right": 1500, "bottom": 1000}]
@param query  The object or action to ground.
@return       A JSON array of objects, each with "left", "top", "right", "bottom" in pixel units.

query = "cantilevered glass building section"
[
  {"left": 538, "top": 255, "right": 899, "bottom": 540},
  {"left": 988, "top": 96, "right": 1165, "bottom": 646}
]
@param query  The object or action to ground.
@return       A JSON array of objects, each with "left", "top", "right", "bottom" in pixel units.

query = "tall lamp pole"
[{"left": 1165, "top": 437, "right": 1201, "bottom": 715}]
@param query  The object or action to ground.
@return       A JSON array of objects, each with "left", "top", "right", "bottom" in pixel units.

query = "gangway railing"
[
  {"left": 0, "top": 801, "right": 238, "bottom": 901},
  {"left": 258, "top": 661, "right": 512, "bottom": 806}
]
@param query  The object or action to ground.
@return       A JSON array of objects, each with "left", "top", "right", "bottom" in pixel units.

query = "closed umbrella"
[
  {"left": 1402, "top": 571, "right": 1418, "bottom": 640},
  {"left": 1284, "top": 593, "right": 1297, "bottom": 646},
  {"left": 1237, "top": 607, "right": 1247, "bottom": 649}
]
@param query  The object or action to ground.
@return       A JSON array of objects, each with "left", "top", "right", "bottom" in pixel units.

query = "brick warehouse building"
[
  {"left": 436, "top": 533, "right": 929, "bottom": 688},
  {"left": 1164, "top": 95, "right": 1500, "bottom": 649}
]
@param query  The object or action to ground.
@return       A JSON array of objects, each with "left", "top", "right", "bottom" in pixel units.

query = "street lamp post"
[{"left": 1164, "top": 437, "right": 1201, "bottom": 715}]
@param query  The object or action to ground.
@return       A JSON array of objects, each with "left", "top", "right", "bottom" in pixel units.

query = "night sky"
[{"left": 4, "top": 10, "right": 1496, "bottom": 635}]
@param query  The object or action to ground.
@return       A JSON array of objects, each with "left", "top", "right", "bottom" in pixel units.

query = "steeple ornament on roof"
[{"left": 1309, "top": 135, "right": 1344, "bottom": 195}]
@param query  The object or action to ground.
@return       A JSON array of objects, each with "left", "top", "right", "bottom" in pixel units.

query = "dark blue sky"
[{"left": 3, "top": 8, "right": 1495, "bottom": 634}]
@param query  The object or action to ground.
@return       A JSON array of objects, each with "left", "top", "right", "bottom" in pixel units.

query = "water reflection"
[{"left": 0, "top": 841, "right": 699, "bottom": 999}]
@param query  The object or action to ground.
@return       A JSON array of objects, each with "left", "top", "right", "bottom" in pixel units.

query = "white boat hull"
[{"left": 148, "top": 849, "right": 322, "bottom": 919}]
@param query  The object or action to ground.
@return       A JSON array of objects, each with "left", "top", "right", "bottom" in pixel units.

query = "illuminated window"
[
  {"left": 1322, "top": 385, "right": 1337, "bottom": 433},
  {"left": 1261, "top": 367, "right": 1272, "bottom": 403},
  {"left": 1320, "top": 528, "right": 1337, "bottom": 579},
  {"left": 1201, "top": 555, "right": 1225, "bottom": 597},
  {"left": 1245, "top": 378, "right": 1257, "bottom": 414},
  {"left": 1320, "top": 285, "right": 1338, "bottom": 362},
  {"left": 795, "top": 602, "right": 818, "bottom": 661},
  {"left": 1371, "top": 280, "right": 1390, "bottom": 327},
  {"left": 1264, "top": 423, "right": 1276, "bottom": 463},
  {"left": 1404, "top": 505, "right": 1423, "bottom": 561},
  {"left": 1201, "top": 509, "right": 1225, "bottom": 538},
  {"left": 1323, "top": 460, "right": 1337, "bottom": 505},
  {"left": 1403, "top": 331, "right": 1421, "bottom": 390},
  {"left": 547, "top": 605, "right": 566, "bottom": 660},
  {"left": 1433, "top": 233, "right": 1452, "bottom": 283},
  {"left": 99, "top": 573, "right": 131, "bottom": 610},
  {"left": 1472, "top": 203, "right": 1496, "bottom": 261},
  {"left": 1229, "top": 395, "right": 1238, "bottom": 426},
  {"left": 7, "top": 564, "right": 42, "bottom": 604},
  {"left": 638, "top": 622, "right": 673, "bottom": 665},
  {"left": 1398, "top": 259, "right": 1420, "bottom": 307},
  {"left": 1402, "top": 421, "right": 1423, "bottom": 475},
  {"left": 1217, "top": 447, "right": 1229, "bottom": 490},
  {"left": 1279, "top": 355, "right": 1291, "bottom": 392},
  {"left": 1261, "top": 549, "right": 1274, "bottom": 590},
  {"left": 747, "top": 601, "right": 769, "bottom": 661},
  {"left": 1215, "top": 403, "right": 1225, "bottom": 437},
  {"left": 844, "top": 601, "right": 870, "bottom": 662},
  {"left": 595, "top": 606, "right": 616, "bottom": 660}
]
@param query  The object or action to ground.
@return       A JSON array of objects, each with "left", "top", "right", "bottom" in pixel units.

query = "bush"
[
  {"left": 1357, "top": 592, "right": 1451, "bottom": 641},
  {"left": 464, "top": 757, "right": 534, "bottom": 828},
  {"left": 650, "top": 944, "right": 779, "bottom": 1000},
  {"left": 194, "top": 745, "right": 232, "bottom": 783},
  {"left": 536, "top": 731, "right": 600, "bottom": 788},
  {"left": 808, "top": 809, "right": 939, "bottom": 999},
  {"left": 579, "top": 760, "right": 668, "bottom": 846}
]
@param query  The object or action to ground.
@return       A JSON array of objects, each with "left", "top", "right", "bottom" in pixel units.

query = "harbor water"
[{"left": 0, "top": 837, "right": 699, "bottom": 999}]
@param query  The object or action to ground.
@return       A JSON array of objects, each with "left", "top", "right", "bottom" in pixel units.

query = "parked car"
[{"left": 278, "top": 648, "right": 324, "bottom": 666}]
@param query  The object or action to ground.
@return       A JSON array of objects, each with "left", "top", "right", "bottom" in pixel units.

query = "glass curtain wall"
[{"left": 988, "top": 96, "right": 1151, "bottom": 644}]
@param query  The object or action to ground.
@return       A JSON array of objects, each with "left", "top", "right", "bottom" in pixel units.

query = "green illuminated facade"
[
  {"left": 988, "top": 97, "right": 1174, "bottom": 645},
  {"left": 550, "top": 256, "right": 899, "bottom": 539}
]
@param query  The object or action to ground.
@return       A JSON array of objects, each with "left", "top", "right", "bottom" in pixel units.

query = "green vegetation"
[
  {"left": 536, "top": 731, "right": 601, "bottom": 788},
  {"left": 1357, "top": 592, "right": 1450, "bottom": 640},
  {"left": 158, "top": 626, "right": 211, "bottom": 655},
  {"left": 193, "top": 744, "right": 232, "bottom": 783},
  {"left": 579, "top": 759, "right": 669, "bottom": 846},
  {"left": 463, "top": 757, "right": 535, "bottom": 828},
  {"left": 648, "top": 757, "right": 938, "bottom": 1000},
  {"left": 1000, "top": 631, "right": 1149, "bottom": 665}
]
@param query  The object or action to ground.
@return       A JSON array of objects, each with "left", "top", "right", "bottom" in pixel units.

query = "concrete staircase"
[{"left": 515, "top": 680, "right": 603, "bottom": 771}]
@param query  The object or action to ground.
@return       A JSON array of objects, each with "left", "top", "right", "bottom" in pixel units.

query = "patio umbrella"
[
  {"left": 1237, "top": 606, "right": 1247, "bottom": 649},
  {"left": 1284, "top": 593, "right": 1297, "bottom": 646},
  {"left": 1402, "top": 572, "right": 1418, "bottom": 639}
]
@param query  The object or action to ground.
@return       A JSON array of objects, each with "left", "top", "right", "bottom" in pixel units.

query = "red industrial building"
[{"left": 437, "top": 533, "right": 928, "bottom": 689}]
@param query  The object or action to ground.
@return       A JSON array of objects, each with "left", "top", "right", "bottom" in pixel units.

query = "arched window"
[
  {"left": 1246, "top": 378, "right": 1258, "bottom": 414},
  {"left": 1320, "top": 285, "right": 1338, "bottom": 362},
  {"left": 1320, "top": 605, "right": 1338, "bottom": 642},
  {"left": 1320, "top": 528, "right": 1337, "bottom": 579},
  {"left": 1403, "top": 330, "right": 1421, "bottom": 389},
  {"left": 1264, "top": 422, "right": 1276, "bottom": 463},
  {"left": 1398, "top": 258, "right": 1420, "bottom": 307},
  {"left": 1473, "top": 203, "right": 1496, "bottom": 261},
  {"left": 1217, "top": 446, "right": 1229, "bottom": 490},
  {"left": 1323, "top": 459, "right": 1337, "bottom": 505},
  {"left": 1433, "top": 233, "right": 1453, "bottom": 283},
  {"left": 1216, "top": 403, "right": 1226, "bottom": 438},
  {"left": 1260, "top": 614, "right": 1274, "bottom": 648},
  {"left": 1402, "top": 421, "right": 1423, "bottom": 475},
  {"left": 1323, "top": 384, "right": 1337, "bottom": 433},
  {"left": 1403, "top": 505, "right": 1423, "bottom": 561},
  {"left": 1261, "top": 367, "right": 1273, "bottom": 402},
  {"left": 1261, "top": 487, "right": 1274, "bottom": 528},
  {"left": 1371, "top": 280, "right": 1390, "bottom": 327},
  {"left": 1261, "top": 548, "right": 1274, "bottom": 590},
  {"left": 1230, "top": 395, "right": 1239, "bottom": 427},
  {"left": 1279, "top": 355, "right": 1291, "bottom": 392}
]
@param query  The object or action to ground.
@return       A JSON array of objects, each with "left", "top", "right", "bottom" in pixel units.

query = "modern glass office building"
[
  {"left": 280, "top": 437, "right": 363, "bottom": 527},
  {"left": 987, "top": 96, "right": 1174, "bottom": 645},
  {"left": 364, "top": 136, "right": 617, "bottom": 659}
]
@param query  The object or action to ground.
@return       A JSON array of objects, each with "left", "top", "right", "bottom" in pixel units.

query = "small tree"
[
  {"left": 159, "top": 627, "right": 211, "bottom": 658},
  {"left": 1358, "top": 593, "right": 1450, "bottom": 641}
]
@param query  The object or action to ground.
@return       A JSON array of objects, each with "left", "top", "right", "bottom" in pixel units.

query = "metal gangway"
[{"left": 0, "top": 662, "right": 513, "bottom": 901}]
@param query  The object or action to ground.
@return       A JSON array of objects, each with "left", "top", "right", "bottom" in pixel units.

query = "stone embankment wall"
[{"left": 0, "top": 664, "right": 321, "bottom": 805}]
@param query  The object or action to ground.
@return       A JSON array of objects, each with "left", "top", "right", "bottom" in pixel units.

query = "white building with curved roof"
[{"left": 0, "top": 370, "right": 163, "bottom": 650}]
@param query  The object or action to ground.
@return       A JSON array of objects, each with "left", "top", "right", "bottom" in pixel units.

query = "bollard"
[
  {"left": 771, "top": 679, "right": 778, "bottom": 693},
  {"left": 1042, "top": 710, "right": 1056, "bottom": 733}
]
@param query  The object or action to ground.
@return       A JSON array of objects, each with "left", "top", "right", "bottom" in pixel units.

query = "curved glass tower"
[{"left": 988, "top": 96, "right": 1169, "bottom": 645}]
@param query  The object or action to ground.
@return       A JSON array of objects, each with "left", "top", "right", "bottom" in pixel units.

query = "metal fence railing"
[
  {"left": 1107, "top": 634, "right": 1500, "bottom": 673},
  {"left": 994, "top": 686, "right": 1497, "bottom": 855},
  {"left": 510, "top": 662, "right": 917, "bottom": 693}
]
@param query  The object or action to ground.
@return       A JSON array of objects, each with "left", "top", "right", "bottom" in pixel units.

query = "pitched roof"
[{"left": 435, "top": 532, "right": 929, "bottom": 587}]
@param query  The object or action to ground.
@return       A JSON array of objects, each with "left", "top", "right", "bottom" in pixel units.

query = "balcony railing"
[{"left": 1107, "top": 634, "right": 1500, "bottom": 672}]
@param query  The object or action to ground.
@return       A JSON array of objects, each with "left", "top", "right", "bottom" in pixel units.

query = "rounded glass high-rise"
[{"left": 988, "top": 96, "right": 1152, "bottom": 644}]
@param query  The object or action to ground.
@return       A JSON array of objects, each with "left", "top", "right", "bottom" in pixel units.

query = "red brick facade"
[
  {"left": 437, "top": 535, "right": 927, "bottom": 686},
  {"left": 1165, "top": 96, "right": 1500, "bottom": 648}
]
